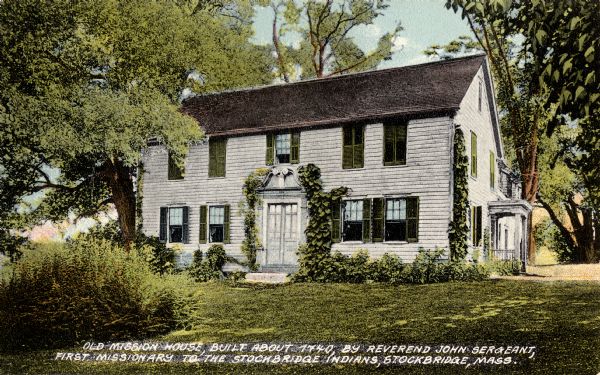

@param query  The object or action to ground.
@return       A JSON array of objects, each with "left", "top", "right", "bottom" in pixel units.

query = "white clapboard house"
[{"left": 141, "top": 54, "right": 531, "bottom": 271}]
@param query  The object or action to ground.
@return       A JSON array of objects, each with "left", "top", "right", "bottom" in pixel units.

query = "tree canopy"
[
  {"left": 0, "top": 0, "right": 274, "bottom": 250},
  {"left": 267, "top": 0, "right": 403, "bottom": 81}
]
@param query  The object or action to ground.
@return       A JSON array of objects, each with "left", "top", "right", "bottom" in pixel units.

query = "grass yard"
[{"left": 1, "top": 280, "right": 599, "bottom": 374}]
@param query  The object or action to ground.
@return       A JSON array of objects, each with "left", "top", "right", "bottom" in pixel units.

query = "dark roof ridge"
[{"left": 184, "top": 53, "right": 486, "bottom": 101}]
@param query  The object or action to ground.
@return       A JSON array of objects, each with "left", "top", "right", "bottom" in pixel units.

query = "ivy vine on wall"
[
  {"left": 294, "top": 164, "right": 348, "bottom": 281},
  {"left": 449, "top": 127, "right": 469, "bottom": 261},
  {"left": 240, "top": 168, "right": 270, "bottom": 271}
]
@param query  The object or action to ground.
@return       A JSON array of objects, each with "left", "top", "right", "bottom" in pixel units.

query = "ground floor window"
[
  {"left": 343, "top": 200, "right": 363, "bottom": 241},
  {"left": 471, "top": 205, "right": 482, "bottom": 246},
  {"left": 385, "top": 198, "right": 407, "bottom": 241},
  {"left": 159, "top": 206, "right": 189, "bottom": 243},
  {"left": 209, "top": 206, "right": 225, "bottom": 243}
]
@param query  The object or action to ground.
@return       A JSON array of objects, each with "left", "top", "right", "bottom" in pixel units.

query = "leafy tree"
[
  {"left": 441, "top": 0, "right": 599, "bottom": 262},
  {"left": 267, "top": 0, "right": 403, "bottom": 81},
  {"left": 0, "top": 0, "right": 273, "bottom": 250}
]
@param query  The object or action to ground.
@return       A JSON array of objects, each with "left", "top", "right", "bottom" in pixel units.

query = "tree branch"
[{"left": 538, "top": 195, "right": 578, "bottom": 252}]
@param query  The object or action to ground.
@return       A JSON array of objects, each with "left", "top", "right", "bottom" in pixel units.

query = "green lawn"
[{"left": 1, "top": 280, "right": 599, "bottom": 374}]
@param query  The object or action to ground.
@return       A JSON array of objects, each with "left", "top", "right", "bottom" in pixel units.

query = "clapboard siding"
[
  {"left": 142, "top": 116, "right": 453, "bottom": 264},
  {"left": 454, "top": 66, "right": 506, "bottom": 258}
]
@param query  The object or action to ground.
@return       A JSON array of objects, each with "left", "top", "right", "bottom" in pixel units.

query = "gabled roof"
[{"left": 182, "top": 54, "right": 487, "bottom": 137}]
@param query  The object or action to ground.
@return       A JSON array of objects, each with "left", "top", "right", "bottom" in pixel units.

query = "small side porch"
[{"left": 488, "top": 200, "right": 532, "bottom": 272}]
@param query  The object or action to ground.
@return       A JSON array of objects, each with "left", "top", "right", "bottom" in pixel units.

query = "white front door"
[{"left": 266, "top": 203, "right": 298, "bottom": 265}]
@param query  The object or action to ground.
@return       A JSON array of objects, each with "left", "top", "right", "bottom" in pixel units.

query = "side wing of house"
[{"left": 453, "top": 59, "right": 525, "bottom": 260}]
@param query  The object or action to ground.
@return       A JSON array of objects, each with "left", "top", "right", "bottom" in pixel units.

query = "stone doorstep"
[{"left": 244, "top": 272, "right": 289, "bottom": 284}]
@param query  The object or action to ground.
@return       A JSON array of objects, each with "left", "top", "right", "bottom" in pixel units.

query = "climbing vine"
[
  {"left": 449, "top": 127, "right": 469, "bottom": 261},
  {"left": 294, "top": 164, "right": 348, "bottom": 282},
  {"left": 240, "top": 168, "right": 270, "bottom": 271}
]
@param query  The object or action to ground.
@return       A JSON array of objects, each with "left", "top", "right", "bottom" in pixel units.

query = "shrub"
[
  {"left": 82, "top": 221, "right": 175, "bottom": 275},
  {"left": 0, "top": 239, "right": 193, "bottom": 351},
  {"left": 488, "top": 259, "right": 521, "bottom": 276},
  {"left": 188, "top": 245, "right": 227, "bottom": 282},
  {"left": 292, "top": 248, "right": 489, "bottom": 284}
]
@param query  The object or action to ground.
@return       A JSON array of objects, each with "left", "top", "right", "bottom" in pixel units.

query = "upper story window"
[
  {"left": 471, "top": 131, "right": 478, "bottom": 178},
  {"left": 159, "top": 206, "right": 189, "bottom": 243},
  {"left": 342, "top": 125, "right": 364, "bottom": 169},
  {"left": 208, "top": 138, "right": 227, "bottom": 178},
  {"left": 167, "top": 151, "right": 184, "bottom": 180},
  {"left": 266, "top": 132, "right": 300, "bottom": 165},
  {"left": 384, "top": 122, "right": 407, "bottom": 166},
  {"left": 343, "top": 200, "right": 363, "bottom": 241},
  {"left": 478, "top": 80, "right": 483, "bottom": 112},
  {"left": 490, "top": 151, "right": 495, "bottom": 189}
]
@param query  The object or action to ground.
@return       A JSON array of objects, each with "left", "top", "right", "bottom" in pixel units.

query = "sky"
[{"left": 251, "top": 0, "right": 473, "bottom": 69}]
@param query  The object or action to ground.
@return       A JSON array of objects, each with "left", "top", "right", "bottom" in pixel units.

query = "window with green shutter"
[
  {"left": 471, "top": 131, "right": 477, "bottom": 177},
  {"left": 209, "top": 138, "right": 226, "bottom": 177},
  {"left": 342, "top": 125, "right": 364, "bottom": 169},
  {"left": 159, "top": 206, "right": 189, "bottom": 244},
  {"left": 381, "top": 197, "right": 419, "bottom": 242},
  {"left": 384, "top": 122, "right": 407, "bottom": 166},
  {"left": 167, "top": 151, "right": 184, "bottom": 180},
  {"left": 490, "top": 151, "right": 495, "bottom": 189},
  {"left": 372, "top": 198, "right": 384, "bottom": 242},
  {"left": 266, "top": 131, "right": 300, "bottom": 165}
]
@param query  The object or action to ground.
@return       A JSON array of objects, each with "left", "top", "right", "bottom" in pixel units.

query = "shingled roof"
[{"left": 182, "top": 54, "right": 487, "bottom": 136}]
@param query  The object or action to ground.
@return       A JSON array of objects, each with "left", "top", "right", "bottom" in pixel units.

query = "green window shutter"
[
  {"left": 290, "top": 132, "right": 300, "bottom": 164},
  {"left": 471, "top": 131, "right": 477, "bottom": 177},
  {"left": 396, "top": 124, "right": 407, "bottom": 165},
  {"left": 159, "top": 207, "right": 168, "bottom": 242},
  {"left": 490, "top": 151, "right": 495, "bottom": 189},
  {"left": 331, "top": 201, "right": 341, "bottom": 243},
  {"left": 353, "top": 125, "right": 364, "bottom": 168},
  {"left": 209, "top": 138, "right": 226, "bottom": 177},
  {"left": 372, "top": 198, "right": 384, "bottom": 242},
  {"left": 199, "top": 205, "right": 207, "bottom": 244},
  {"left": 266, "top": 134, "right": 274, "bottom": 165},
  {"left": 406, "top": 197, "right": 419, "bottom": 243},
  {"left": 362, "top": 198, "right": 371, "bottom": 242},
  {"left": 342, "top": 127, "right": 354, "bottom": 169},
  {"left": 218, "top": 139, "right": 226, "bottom": 177},
  {"left": 168, "top": 152, "right": 184, "bottom": 180},
  {"left": 223, "top": 205, "right": 231, "bottom": 244},
  {"left": 182, "top": 206, "right": 189, "bottom": 244}
]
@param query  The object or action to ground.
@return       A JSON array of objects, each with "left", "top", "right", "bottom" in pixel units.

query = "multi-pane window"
[
  {"left": 343, "top": 200, "right": 363, "bottom": 241},
  {"left": 209, "top": 206, "right": 225, "bottom": 243},
  {"left": 275, "top": 133, "right": 291, "bottom": 164},
  {"left": 384, "top": 122, "right": 407, "bottom": 166},
  {"left": 159, "top": 206, "right": 189, "bottom": 243},
  {"left": 342, "top": 125, "right": 364, "bottom": 169},
  {"left": 169, "top": 207, "right": 184, "bottom": 242},
  {"left": 167, "top": 152, "right": 184, "bottom": 180},
  {"left": 266, "top": 132, "right": 300, "bottom": 165},
  {"left": 471, "top": 131, "right": 478, "bottom": 177},
  {"left": 385, "top": 198, "right": 407, "bottom": 241}
]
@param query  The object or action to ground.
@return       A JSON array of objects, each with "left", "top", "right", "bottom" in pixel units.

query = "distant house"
[{"left": 141, "top": 54, "right": 531, "bottom": 271}]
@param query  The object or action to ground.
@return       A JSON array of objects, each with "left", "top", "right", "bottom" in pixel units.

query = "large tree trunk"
[{"left": 105, "top": 158, "right": 136, "bottom": 252}]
